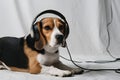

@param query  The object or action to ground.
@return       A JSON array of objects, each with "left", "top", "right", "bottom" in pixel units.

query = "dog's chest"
[{"left": 37, "top": 52, "right": 59, "bottom": 66}]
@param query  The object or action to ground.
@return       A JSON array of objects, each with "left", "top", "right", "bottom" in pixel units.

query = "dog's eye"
[{"left": 44, "top": 26, "right": 51, "bottom": 30}]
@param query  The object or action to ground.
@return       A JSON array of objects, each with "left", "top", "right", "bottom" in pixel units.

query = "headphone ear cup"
[
  {"left": 64, "top": 24, "right": 69, "bottom": 39},
  {"left": 33, "top": 24, "right": 40, "bottom": 41},
  {"left": 62, "top": 24, "right": 69, "bottom": 48},
  {"left": 65, "top": 24, "right": 69, "bottom": 39}
]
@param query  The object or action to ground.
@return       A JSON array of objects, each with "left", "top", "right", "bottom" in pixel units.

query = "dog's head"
[
  {"left": 31, "top": 17, "right": 69, "bottom": 50},
  {"left": 29, "top": 10, "right": 69, "bottom": 51}
]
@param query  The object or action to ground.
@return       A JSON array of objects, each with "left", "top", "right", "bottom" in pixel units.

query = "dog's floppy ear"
[{"left": 33, "top": 22, "right": 46, "bottom": 50}]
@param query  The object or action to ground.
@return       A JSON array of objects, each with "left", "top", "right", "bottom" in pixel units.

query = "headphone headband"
[{"left": 32, "top": 10, "right": 68, "bottom": 26}]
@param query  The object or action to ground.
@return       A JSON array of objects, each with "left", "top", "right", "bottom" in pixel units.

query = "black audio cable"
[{"left": 64, "top": 43, "right": 120, "bottom": 73}]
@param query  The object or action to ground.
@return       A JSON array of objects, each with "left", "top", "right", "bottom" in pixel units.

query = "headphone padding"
[{"left": 33, "top": 24, "right": 40, "bottom": 41}]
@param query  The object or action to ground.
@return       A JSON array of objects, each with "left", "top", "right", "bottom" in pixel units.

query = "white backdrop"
[
  {"left": 1, "top": 0, "right": 120, "bottom": 80},
  {"left": 0, "top": 0, "right": 120, "bottom": 60}
]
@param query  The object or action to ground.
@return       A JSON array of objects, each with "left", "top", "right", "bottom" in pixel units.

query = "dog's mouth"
[
  {"left": 56, "top": 40, "right": 62, "bottom": 45},
  {"left": 54, "top": 37, "right": 64, "bottom": 47}
]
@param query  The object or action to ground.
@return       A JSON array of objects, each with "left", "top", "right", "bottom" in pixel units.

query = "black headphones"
[{"left": 32, "top": 9, "right": 69, "bottom": 47}]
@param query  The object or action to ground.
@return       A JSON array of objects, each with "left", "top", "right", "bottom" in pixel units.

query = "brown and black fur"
[{"left": 0, "top": 35, "right": 42, "bottom": 74}]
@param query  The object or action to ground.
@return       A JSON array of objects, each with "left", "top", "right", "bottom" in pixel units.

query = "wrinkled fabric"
[{"left": 0, "top": 0, "right": 120, "bottom": 79}]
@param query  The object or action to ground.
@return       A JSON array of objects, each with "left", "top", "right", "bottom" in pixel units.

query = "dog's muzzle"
[{"left": 55, "top": 34, "right": 64, "bottom": 44}]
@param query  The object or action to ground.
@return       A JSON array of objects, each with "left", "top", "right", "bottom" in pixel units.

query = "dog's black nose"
[{"left": 55, "top": 35, "right": 64, "bottom": 43}]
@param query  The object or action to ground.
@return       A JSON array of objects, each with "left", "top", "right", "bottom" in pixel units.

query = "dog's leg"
[
  {"left": 53, "top": 61, "right": 84, "bottom": 74},
  {"left": 10, "top": 67, "right": 29, "bottom": 72},
  {"left": 10, "top": 58, "right": 42, "bottom": 74},
  {"left": 41, "top": 65, "right": 72, "bottom": 77},
  {"left": 28, "top": 57, "right": 42, "bottom": 74},
  {"left": 0, "top": 61, "right": 29, "bottom": 72},
  {"left": 10, "top": 62, "right": 41, "bottom": 74}
]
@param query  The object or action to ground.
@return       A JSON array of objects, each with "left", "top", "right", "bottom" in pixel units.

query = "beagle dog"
[{"left": 0, "top": 10, "right": 83, "bottom": 77}]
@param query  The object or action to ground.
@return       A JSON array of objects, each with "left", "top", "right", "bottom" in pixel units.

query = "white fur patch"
[
  {"left": 41, "top": 65, "right": 71, "bottom": 77},
  {"left": 0, "top": 61, "right": 10, "bottom": 70},
  {"left": 37, "top": 48, "right": 59, "bottom": 65}
]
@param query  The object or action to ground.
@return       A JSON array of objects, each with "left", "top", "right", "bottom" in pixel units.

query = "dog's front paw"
[
  {"left": 47, "top": 66, "right": 72, "bottom": 77},
  {"left": 71, "top": 68, "right": 84, "bottom": 74},
  {"left": 52, "top": 70, "right": 72, "bottom": 77},
  {"left": 41, "top": 66, "right": 72, "bottom": 77}
]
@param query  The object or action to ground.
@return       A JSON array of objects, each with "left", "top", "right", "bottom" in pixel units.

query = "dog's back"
[{"left": 0, "top": 37, "right": 28, "bottom": 68}]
